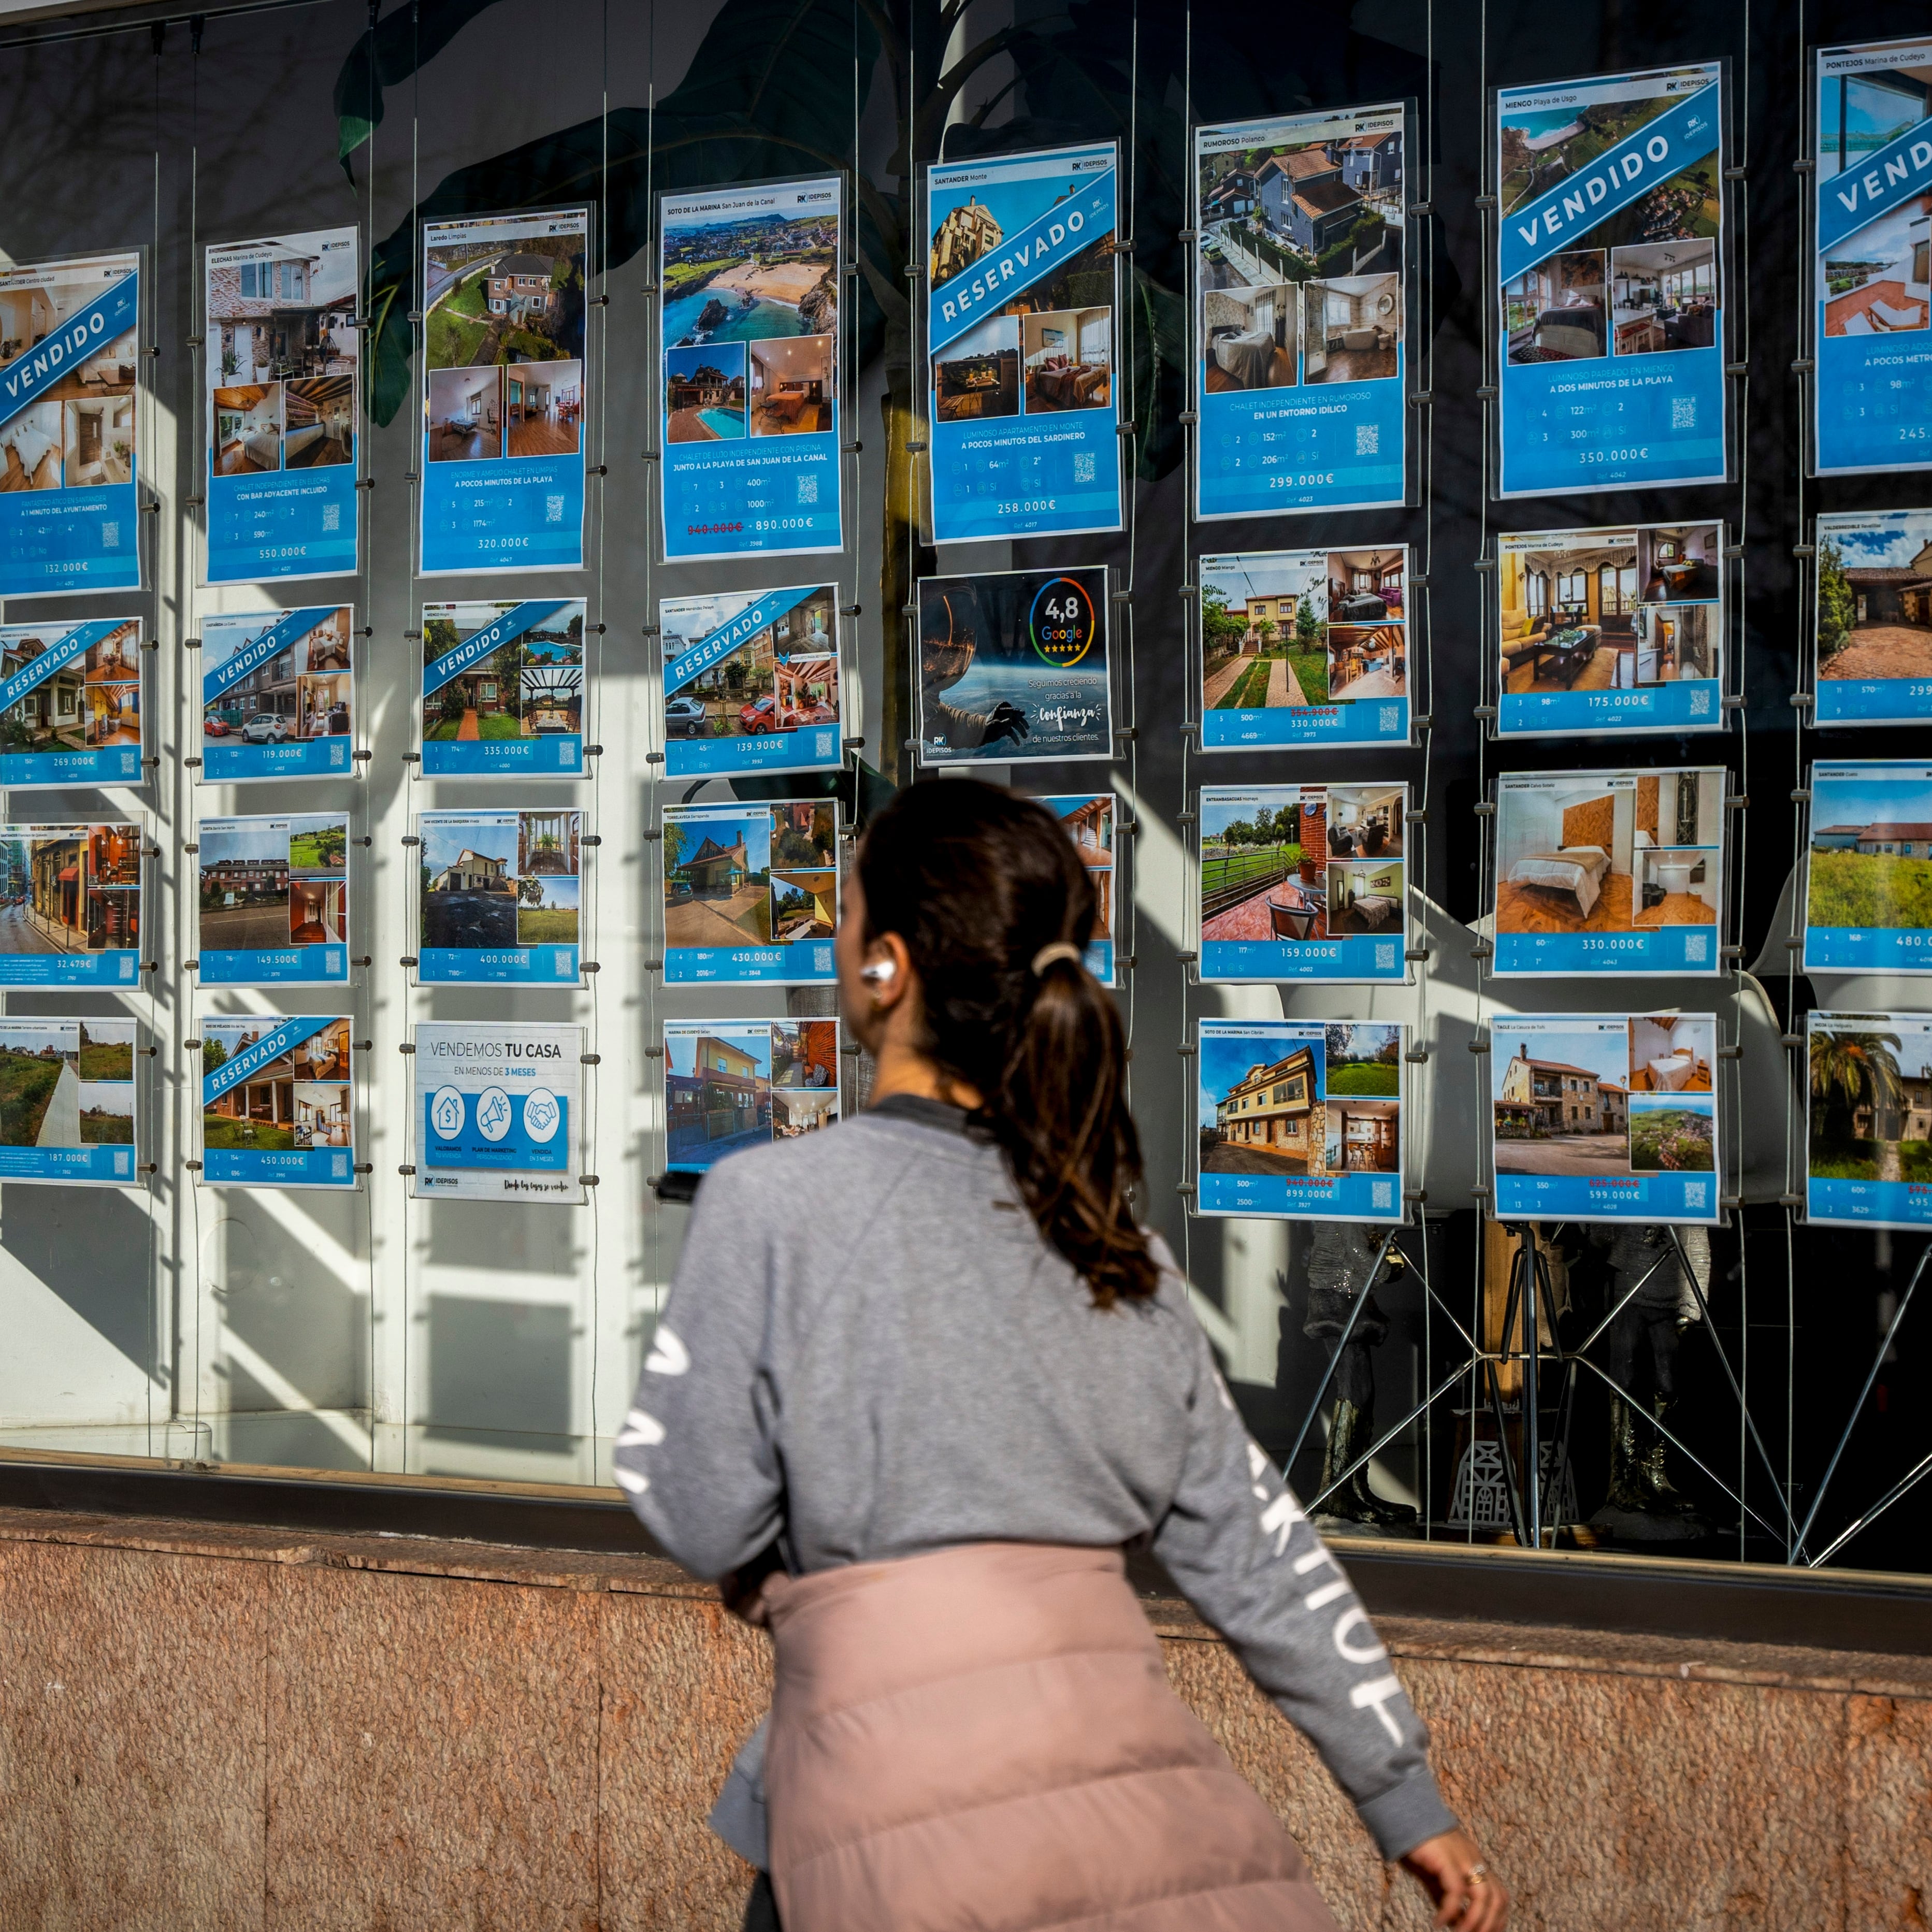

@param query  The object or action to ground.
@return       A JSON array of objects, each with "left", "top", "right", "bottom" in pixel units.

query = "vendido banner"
[
  {"left": 200, "top": 606, "right": 355, "bottom": 782},
  {"left": 420, "top": 599, "right": 584, "bottom": 776}
]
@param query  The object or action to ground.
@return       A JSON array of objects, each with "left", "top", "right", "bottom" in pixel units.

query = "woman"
[{"left": 617, "top": 781, "right": 1507, "bottom": 1932}]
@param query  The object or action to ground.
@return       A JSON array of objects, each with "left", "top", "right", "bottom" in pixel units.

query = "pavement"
[{"left": 35, "top": 1063, "right": 81, "bottom": 1146}]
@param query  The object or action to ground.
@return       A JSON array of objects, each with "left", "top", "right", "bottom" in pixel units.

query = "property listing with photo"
[
  {"left": 915, "top": 565, "right": 1111, "bottom": 765},
  {"left": 1037, "top": 793, "right": 1118, "bottom": 985},
  {"left": 1496, "top": 521, "right": 1723, "bottom": 736},
  {"left": 415, "top": 808, "right": 582, "bottom": 985},
  {"left": 0, "top": 1017, "right": 139, "bottom": 1186},
  {"left": 659, "top": 583, "right": 842, "bottom": 779},
  {"left": 0, "top": 616, "right": 142, "bottom": 787},
  {"left": 662, "top": 798, "right": 837, "bottom": 986},
  {"left": 664, "top": 1017, "right": 841, "bottom": 1177},
  {"left": 1199, "top": 783, "right": 1408, "bottom": 983},
  {"left": 199, "top": 1014, "right": 356, "bottom": 1190},
  {"left": 419, "top": 206, "right": 588, "bottom": 574},
  {"left": 420, "top": 599, "right": 585, "bottom": 776},
  {"left": 199, "top": 605, "right": 353, "bottom": 782},
  {"left": 658, "top": 175, "right": 842, "bottom": 562},
  {"left": 925, "top": 142, "right": 1122, "bottom": 542},
  {"left": 1807, "top": 1011, "right": 1932, "bottom": 1231},
  {"left": 1813, "top": 36, "right": 1932, "bottom": 477},
  {"left": 0, "top": 250, "right": 140, "bottom": 595},
  {"left": 1805, "top": 761, "right": 1932, "bottom": 972},
  {"left": 412, "top": 1021, "right": 584, "bottom": 1204},
  {"left": 0, "top": 820, "right": 141, "bottom": 986},
  {"left": 1496, "top": 63, "right": 1726, "bottom": 496},
  {"left": 203, "top": 226, "right": 358, "bottom": 583},
  {"left": 195, "top": 811, "right": 350, "bottom": 986},
  {"left": 1196, "top": 1019, "right": 1404, "bottom": 1222},
  {"left": 1492, "top": 768, "right": 1727, "bottom": 975},
  {"left": 1194, "top": 102, "right": 1406, "bottom": 518},
  {"left": 1492, "top": 1014, "right": 1721, "bottom": 1223},
  {"left": 1813, "top": 508, "right": 1932, "bottom": 725},
  {"left": 1199, "top": 546, "right": 1409, "bottom": 749}
]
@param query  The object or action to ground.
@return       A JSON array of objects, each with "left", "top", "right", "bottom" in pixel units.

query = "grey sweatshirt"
[{"left": 616, "top": 1097, "right": 1456, "bottom": 1866}]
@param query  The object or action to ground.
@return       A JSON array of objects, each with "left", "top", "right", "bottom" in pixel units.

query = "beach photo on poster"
[
  {"left": 661, "top": 187, "right": 839, "bottom": 352},
  {"left": 0, "top": 823, "right": 141, "bottom": 982},
  {"left": 199, "top": 606, "right": 353, "bottom": 779},
  {"left": 1039, "top": 793, "right": 1117, "bottom": 984},
  {"left": 421, "top": 599, "right": 584, "bottom": 774},
  {"left": 1814, "top": 509, "right": 1932, "bottom": 720},
  {"left": 0, "top": 618, "right": 142, "bottom": 786},
  {"left": 664, "top": 1017, "right": 842, "bottom": 1174},
  {"left": 662, "top": 799, "right": 837, "bottom": 985},
  {"left": 1806, "top": 762, "right": 1932, "bottom": 969}
]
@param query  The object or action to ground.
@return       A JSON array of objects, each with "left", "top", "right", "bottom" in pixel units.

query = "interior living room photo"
[
  {"left": 1021, "top": 307, "right": 1111, "bottom": 411},
  {"left": 428, "top": 366, "right": 502, "bottom": 462},
  {"left": 505, "top": 359, "right": 581, "bottom": 457},
  {"left": 932, "top": 310, "right": 1018, "bottom": 421},
  {"left": 1201, "top": 282, "right": 1297, "bottom": 391},
  {"left": 1302, "top": 273, "right": 1398, "bottom": 382},
  {"left": 749, "top": 335, "right": 832, "bottom": 435},
  {"left": 1610, "top": 239, "right": 1719, "bottom": 354},
  {"left": 1505, "top": 247, "right": 1606, "bottom": 362}
]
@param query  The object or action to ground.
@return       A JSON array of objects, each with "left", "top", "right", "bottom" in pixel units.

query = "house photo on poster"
[
  {"left": 1199, "top": 783, "right": 1407, "bottom": 984},
  {"left": 195, "top": 812, "right": 350, "bottom": 986},
  {"left": 659, "top": 583, "right": 841, "bottom": 780},
  {"left": 199, "top": 605, "right": 353, "bottom": 782},
  {"left": 416, "top": 808, "right": 582, "bottom": 985},
  {"left": 1807, "top": 1011, "right": 1932, "bottom": 1231},
  {"left": 1805, "top": 762, "right": 1932, "bottom": 973},
  {"left": 1199, "top": 546, "right": 1409, "bottom": 749},
  {"left": 1496, "top": 63, "right": 1726, "bottom": 497},
  {"left": 1813, "top": 509, "right": 1932, "bottom": 725},
  {"left": 0, "top": 616, "right": 141, "bottom": 787},
  {"left": 1194, "top": 103, "right": 1406, "bottom": 519},
  {"left": 0, "top": 1016, "right": 139, "bottom": 1186},
  {"left": 664, "top": 1017, "right": 840, "bottom": 1177},
  {"left": 199, "top": 1014, "right": 355, "bottom": 1190},
  {"left": 662, "top": 798, "right": 836, "bottom": 987},
  {"left": 915, "top": 565, "right": 1111, "bottom": 764},
  {"left": 0, "top": 250, "right": 140, "bottom": 596},
  {"left": 203, "top": 227, "right": 358, "bottom": 583},
  {"left": 1496, "top": 522, "right": 1723, "bottom": 736},
  {"left": 1196, "top": 1019, "right": 1404, "bottom": 1222},
  {"left": 419, "top": 207, "right": 587, "bottom": 574},
  {"left": 1491, "top": 1014, "right": 1720, "bottom": 1223},
  {"left": 1812, "top": 37, "right": 1932, "bottom": 477},
  {"left": 420, "top": 599, "right": 585, "bottom": 776},
  {"left": 659, "top": 175, "right": 842, "bottom": 562},
  {"left": 1038, "top": 792, "right": 1117, "bottom": 985},
  {"left": 1492, "top": 769, "right": 1725, "bottom": 976},
  {"left": 413, "top": 1021, "right": 584, "bottom": 1204},
  {"left": 926, "top": 142, "right": 1121, "bottom": 543},
  {"left": 0, "top": 820, "right": 141, "bottom": 986}
]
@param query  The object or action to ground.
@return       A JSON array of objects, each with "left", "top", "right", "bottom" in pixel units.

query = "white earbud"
[{"left": 860, "top": 959, "right": 897, "bottom": 986}]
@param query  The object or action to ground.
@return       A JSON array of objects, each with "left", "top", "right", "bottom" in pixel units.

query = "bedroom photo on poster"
[
  {"left": 664, "top": 1017, "right": 841, "bottom": 1176},
  {"left": 0, "top": 1016, "right": 140, "bottom": 1186},
  {"left": 199, "top": 606, "right": 354, "bottom": 782},
  {"left": 199, "top": 1014, "right": 356, "bottom": 1189},
  {"left": 0, "top": 616, "right": 142, "bottom": 787}
]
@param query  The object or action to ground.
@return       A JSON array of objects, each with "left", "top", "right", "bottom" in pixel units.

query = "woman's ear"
[{"left": 861, "top": 932, "right": 914, "bottom": 1011}]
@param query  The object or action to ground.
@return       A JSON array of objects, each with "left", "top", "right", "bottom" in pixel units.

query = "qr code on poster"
[
  {"left": 1690, "top": 688, "right": 1712, "bottom": 716},
  {"left": 1073, "top": 452, "right": 1096, "bottom": 482},
  {"left": 1671, "top": 396, "right": 1697, "bottom": 430},
  {"left": 100, "top": 522, "right": 120, "bottom": 549},
  {"left": 545, "top": 494, "right": 565, "bottom": 524},
  {"left": 797, "top": 473, "right": 818, "bottom": 504},
  {"left": 1379, "top": 705, "right": 1401, "bottom": 733},
  {"left": 1356, "top": 422, "right": 1379, "bottom": 456},
  {"left": 1683, "top": 1180, "right": 1708, "bottom": 1210},
  {"left": 322, "top": 502, "right": 341, "bottom": 531},
  {"left": 1375, "top": 941, "right": 1397, "bottom": 971},
  {"left": 1371, "top": 1180, "right": 1394, "bottom": 1211},
  {"left": 1684, "top": 932, "right": 1709, "bottom": 964}
]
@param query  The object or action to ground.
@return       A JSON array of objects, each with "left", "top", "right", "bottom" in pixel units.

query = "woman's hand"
[{"left": 1400, "top": 1830, "right": 1509, "bottom": 1930}]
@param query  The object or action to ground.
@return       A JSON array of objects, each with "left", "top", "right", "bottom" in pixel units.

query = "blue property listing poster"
[
  {"left": 1199, "top": 547, "right": 1409, "bottom": 749},
  {"left": 659, "top": 584, "right": 842, "bottom": 781},
  {"left": 1196, "top": 1019, "right": 1405, "bottom": 1222},
  {"left": 419, "top": 208, "right": 588, "bottom": 575},
  {"left": 199, "top": 1014, "right": 355, "bottom": 1189},
  {"left": 200, "top": 606, "right": 354, "bottom": 782},
  {"left": 1492, "top": 768, "right": 1726, "bottom": 977},
  {"left": 664, "top": 1016, "right": 841, "bottom": 1176},
  {"left": 0, "top": 820, "right": 141, "bottom": 986},
  {"left": 659, "top": 176, "right": 843, "bottom": 563},
  {"left": 1813, "top": 37, "right": 1932, "bottom": 478},
  {"left": 195, "top": 812, "right": 350, "bottom": 987},
  {"left": 0, "top": 1016, "right": 140, "bottom": 1186},
  {"left": 1496, "top": 522, "right": 1723, "bottom": 737},
  {"left": 1200, "top": 784, "right": 1408, "bottom": 984},
  {"left": 0, "top": 616, "right": 142, "bottom": 787},
  {"left": 662, "top": 798, "right": 837, "bottom": 987},
  {"left": 413, "top": 1020, "right": 584, "bottom": 1204},
  {"left": 1495, "top": 64, "right": 1727, "bottom": 497},
  {"left": 915, "top": 565, "right": 1111, "bottom": 765},
  {"left": 1194, "top": 103, "right": 1407, "bottom": 518},
  {"left": 1813, "top": 509, "right": 1932, "bottom": 726},
  {"left": 416, "top": 808, "right": 582, "bottom": 986},
  {"left": 1491, "top": 1013, "right": 1720, "bottom": 1224},
  {"left": 203, "top": 227, "right": 359, "bottom": 583},
  {"left": 0, "top": 250, "right": 141, "bottom": 596},
  {"left": 421, "top": 599, "right": 584, "bottom": 776},
  {"left": 1807, "top": 1011, "right": 1932, "bottom": 1231},
  {"left": 1039, "top": 792, "right": 1118, "bottom": 987},
  {"left": 925, "top": 143, "right": 1122, "bottom": 543},
  {"left": 1805, "top": 761, "right": 1932, "bottom": 973}
]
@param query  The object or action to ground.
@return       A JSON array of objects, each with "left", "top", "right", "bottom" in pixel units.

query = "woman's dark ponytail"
[{"left": 856, "top": 781, "right": 1160, "bottom": 1307}]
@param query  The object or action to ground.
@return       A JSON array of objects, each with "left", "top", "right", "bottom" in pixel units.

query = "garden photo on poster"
[
  {"left": 0, "top": 1016, "right": 139, "bottom": 1185},
  {"left": 196, "top": 811, "right": 350, "bottom": 986},
  {"left": 199, "top": 605, "right": 354, "bottom": 781},
  {"left": 0, "top": 820, "right": 141, "bottom": 986},
  {"left": 199, "top": 1014, "right": 355, "bottom": 1189},
  {"left": 420, "top": 599, "right": 585, "bottom": 776},
  {"left": 663, "top": 798, "right": 837, "bottom": 986},
  {"left": 664, "top": 1017, "right": 840, "bottom": 1175},
  {"left": 1807, "top": 1011, "right": 1932, "bottom": 1230},
  {"left": 1813, "top": 509, "right": 1932, "bottom": 725},
  {"left": 416, "top": 808, "right": 582, "bottom": 985},
  {"left": 414, "top": 1020, "right": 584, "bottom": 1203},
  {"left": 1804, "top": 762, "right": 1932, "bottom": 972},
  {"left": 0, "top": 616, "right": 142, "bottom": 787}
]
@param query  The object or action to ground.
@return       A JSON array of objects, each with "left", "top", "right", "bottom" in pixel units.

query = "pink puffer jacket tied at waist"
[{"left": 757, "top": 1542, "right": 1344, "bottom": 1932}]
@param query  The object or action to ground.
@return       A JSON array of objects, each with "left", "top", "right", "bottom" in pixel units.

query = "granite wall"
[{"left": 0, "top": 1507, "right": 1926, "bottom": 1931}]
